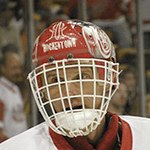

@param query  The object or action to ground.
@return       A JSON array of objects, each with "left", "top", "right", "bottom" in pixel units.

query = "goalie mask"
[{"left": 28, "top": 20, "right": 120, "bottom": 137}]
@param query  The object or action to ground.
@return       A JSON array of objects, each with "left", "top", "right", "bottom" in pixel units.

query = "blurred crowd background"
[{"left": 0, "top": 0, "right": 150, "bottom": 139}]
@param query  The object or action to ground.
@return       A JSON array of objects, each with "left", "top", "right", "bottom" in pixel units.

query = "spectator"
[
  {"left": 67, "top": 0, "right": 132, "bottom": 49},
  {"left": 121, "top": 66, "right": 140, "bottom": 116},
  {"left": 50, "top": 4, "right": 69, "bottom": 23},
  {"left": 0, "top": 51, "right": 28, "bottom": 143},
  {"left": 8, "top": 0, "right": 24, "bottom": 34},
  {"left": 1, "top": 44, "right": 18, "bottom": 55},
  {"left": 108, "top": 80, "right": 128, "bottom": 115},
  {"left": 34, "top": 13, "right": 49, "bottom": 38},
  {"left": 0, "top": 0, "right": 24, "bottom": 63},
  {"left": 34, "top": 0, "right": 69, "bottom": 26},
  {"left": 1, "top": 44, "right": 30, "bottom": 119}
]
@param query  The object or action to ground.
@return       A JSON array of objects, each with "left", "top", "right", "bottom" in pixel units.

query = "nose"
[
  {"left": 67, "top": 82, "right": 79, "bottom": 96},
  {"left": 61, "top": 82, "right": 80, "bottom": 97},
  {"left": 62, "top": 82, "right": 82, "bottom": 109}
]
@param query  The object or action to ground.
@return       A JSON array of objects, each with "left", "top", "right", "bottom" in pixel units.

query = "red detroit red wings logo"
[{"left": 83, "top": 26, "right": 111, "bottom": 59}]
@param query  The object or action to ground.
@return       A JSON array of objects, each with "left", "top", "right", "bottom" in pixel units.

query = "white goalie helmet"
[{"left": 28, "top": 20, "right": 120, "bottom": 137}]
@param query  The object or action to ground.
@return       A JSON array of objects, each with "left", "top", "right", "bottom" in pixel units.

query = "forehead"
[
  {"left": 46, "top": 66, "right": 93, "bottom": 76},
  {"left": 44, "top": 60, "right": 93, "bottom": 73},
  {"left": 5, "top": 54, "right": 21, "bottom": 66}
]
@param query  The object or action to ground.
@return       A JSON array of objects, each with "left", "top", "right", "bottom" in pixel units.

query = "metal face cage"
[{"left": 28, "top": 58, "right": 120, "bottom": 137}]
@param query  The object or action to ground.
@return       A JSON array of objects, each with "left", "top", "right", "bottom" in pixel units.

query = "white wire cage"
[{"left": 28, "top": 58, "right": 120, "bottom": 137}]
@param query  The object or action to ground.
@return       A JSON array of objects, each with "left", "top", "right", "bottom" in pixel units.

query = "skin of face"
[
  {"left": 1, "top": 53, "right": 22, "bottom": 84},
  {"left": 46, "top": 67, "right": 104, "bottom": 113}
]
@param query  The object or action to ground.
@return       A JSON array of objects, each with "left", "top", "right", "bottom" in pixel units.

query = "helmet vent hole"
[
  {"left": 79, "top": 32, "right": 82, "bottom": 35},
  {"left": 49, "top": 57, "right": 54, "bottom": 63},
  {"left": 67, "top": 53, "right": 74, "bottom": 60}
]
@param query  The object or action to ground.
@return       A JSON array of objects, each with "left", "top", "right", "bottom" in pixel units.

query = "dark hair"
[
  {"left": 0, "top": 50, "right": 19, "bottom": 76},
  {"left": 120, "top": 65, "right": 136, "bottom": 79},
  {"left": 0, "top": 51, "right": 18, "bottom": 66},
  {"left": 0, "top": 1, "right": 17, "bottom": 12},
  {"left": 2, "top": 44, "right": 18, "bottom": 55},
  {"left": 0, "top": 1, "right": 8, "bottom": 12}
]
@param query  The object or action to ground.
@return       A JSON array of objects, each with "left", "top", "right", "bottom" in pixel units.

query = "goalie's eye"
[
  {"left": 51, "top": 77, "right": 58, "bottom": 83},
  {"left": 48, "top": 76, "right": 64, "bottom": 83},
  {"left": 74, "top": 73, "right": 90, "bottom": 80},
  {"left": 81, "top": 74, "right": 88, "bottom": 79},
  {"left": 54, "top": 77, "right": 64, "bottom": 83}
]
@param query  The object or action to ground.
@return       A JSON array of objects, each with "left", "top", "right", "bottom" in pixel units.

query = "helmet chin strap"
[{"left": 55, "top": 110, "right": 102, "bottom": 137}]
